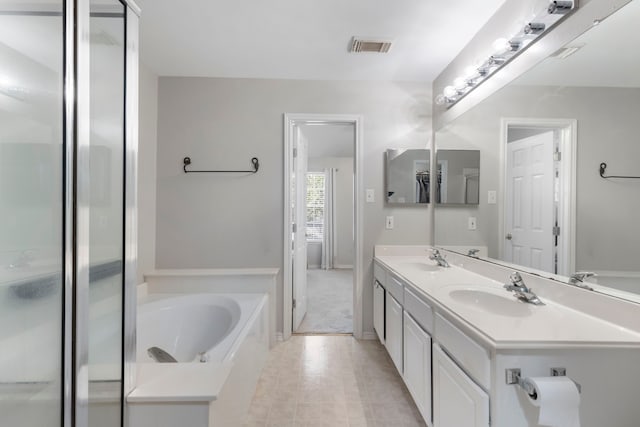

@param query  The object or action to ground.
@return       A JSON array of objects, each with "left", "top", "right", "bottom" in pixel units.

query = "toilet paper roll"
[{"left": 525, "top": 376, "right": 581, "bottom": 427}]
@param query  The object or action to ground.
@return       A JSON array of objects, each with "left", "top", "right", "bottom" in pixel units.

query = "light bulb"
[
  {"left": 0, "top": 75, "right": 13, "bottom": 87},
  {"left": 443, "top": 86, "right": 457, "bottom": 98},
  {"left": 434, "top": 94, "right": 447, "bottom": 105},
  {"left": 492, "top": 38, "right": 510, "bottom": 54},
  {"left": 453, "top": 77, "right": 467, "bottom": 90}
]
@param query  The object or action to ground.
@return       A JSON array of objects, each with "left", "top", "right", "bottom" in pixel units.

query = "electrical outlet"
[
  {"left": 488, "top": 190, "right": 497, "bottom": 204},
  {"left": 468, "top": 217, "right": 477, "bottom": 230},
  {"left": 386, "top": 216, "right": 394, "bottom": 230},
  {"left": 366, "top": 189, "right": 375, "bottom": 203}
]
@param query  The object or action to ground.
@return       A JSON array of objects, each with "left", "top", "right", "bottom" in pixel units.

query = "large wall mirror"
[{"left": 435, "top": 0, "right": 640, "bottom": 302}]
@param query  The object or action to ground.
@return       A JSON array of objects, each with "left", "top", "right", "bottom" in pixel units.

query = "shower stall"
[{"left": 0, "top": 1, "right": 139, "bottom": 426}]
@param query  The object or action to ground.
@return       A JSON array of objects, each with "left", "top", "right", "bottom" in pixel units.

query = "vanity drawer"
[
  {"left": 435, "top": 313, "right": 490, "bottom": 389},
  {"left": 404, "top": 288, "right": 434, "bottom": 334},
  {"left": 373, "top": 261, "right": 387, "bottom": 287},
  {"left": 386, "top": 273, "right": 404, "bottom": 305}
]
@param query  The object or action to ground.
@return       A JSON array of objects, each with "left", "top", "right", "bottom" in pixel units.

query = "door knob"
[{"left": 506, "top": 233, "right": 513, "bottom": 240}]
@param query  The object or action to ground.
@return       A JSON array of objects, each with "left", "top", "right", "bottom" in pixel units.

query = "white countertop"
[{"left": 375, "top": 255, "right": 640, "bottom": 350}]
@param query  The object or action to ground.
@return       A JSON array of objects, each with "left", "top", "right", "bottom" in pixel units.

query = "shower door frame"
[{"left": 62, "top": 1, "right": 140, "bottom": 426}]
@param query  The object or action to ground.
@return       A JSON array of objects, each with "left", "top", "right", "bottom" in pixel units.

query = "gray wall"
[
  {"left": 435, "top": 85, "right": 640, "bottom": 272},
  {"left": 154, "top": 77, "right": 432, "bottom": 335},
  {"left": 308, "top": 157, "right": 354, "bottom": 268},
  {"left": 137, "top": 64, "right": 158, "bottom": 284}
]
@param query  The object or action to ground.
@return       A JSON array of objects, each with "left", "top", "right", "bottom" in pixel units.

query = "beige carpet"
[{"left": 296, "top": 268, "right": 353, "bottom": 333}]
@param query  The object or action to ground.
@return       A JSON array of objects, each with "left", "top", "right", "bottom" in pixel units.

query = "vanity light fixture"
[{"left": 435, "top": 0, "right": 577, "bottom": 107}]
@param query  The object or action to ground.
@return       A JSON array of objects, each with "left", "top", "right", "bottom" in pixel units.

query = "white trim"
[
  {"left": 283, "top": 113, "right": 364, "bottom": 341},
  {"left": 499, "top": 118, "right": 577, "bottom": 275},
  {"left": 276, "top": 332, "right": 285, "bottom": 342},
  {"left": 334, "top": 264, "right": 354, "bottom": 270},
  {"left": 362, "top": 332, "right": 378, "bottom": 340}
]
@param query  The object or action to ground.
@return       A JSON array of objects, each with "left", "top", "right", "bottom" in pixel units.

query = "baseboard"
[
  {"left": 308, "top": 264, "right": 321, "bottom": 269},
  {"left": 334, "top": 264, "right": 353, "bottom": 269},
  {"left": 276, "top": 332, "right": 284, "bottom": 342},
  {"left": 362, "top": 332, "right": 378, "bottom": 340}
]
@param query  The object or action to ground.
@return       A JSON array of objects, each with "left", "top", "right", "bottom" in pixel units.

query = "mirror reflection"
[
  {"left": 435, "top": 0, "right": 640, "bottom": 301},
  {"left": 435, "top": 150, "right": 480, "bottom": 205},
  {"left": 385, "top": 149, "right": 431, "bottom": 204}
]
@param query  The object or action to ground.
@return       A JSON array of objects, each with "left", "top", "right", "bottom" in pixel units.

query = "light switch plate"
[
  {"left": 386, "top": 216, "right": 394, "bottom": 230},
  {"left": 366, "top": 189, "right": 375, "bottom": 203},
  {"left": 468, "top": 217, "right": 477, "bottom": 230},
  {"left": 488, "top": 190, "right": 497, "bottom": 204}
]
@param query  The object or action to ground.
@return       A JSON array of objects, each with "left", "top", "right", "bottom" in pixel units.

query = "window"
[{"left": 306, "top": 172, "right": 325, "bottom": 241}]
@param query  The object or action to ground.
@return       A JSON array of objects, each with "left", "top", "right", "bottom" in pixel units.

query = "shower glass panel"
[
  {"left": 88, "top": 0, "right": 125, "bottom": 424},
  {"left": 0, "top": 1, "right": 65, "bottom": 425}
]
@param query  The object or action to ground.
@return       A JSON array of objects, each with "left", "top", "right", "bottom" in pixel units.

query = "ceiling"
[
  {"left": 136, "top": 0, "right": 506, "bottom": 82},
  {"left": 515, "top": 0, "right": 640, "bottom": 88},
  {"left": 300, "top": 124, "right": 355, "bottom": 158}
]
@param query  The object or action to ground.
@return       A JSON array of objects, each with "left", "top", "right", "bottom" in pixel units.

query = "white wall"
[
  {"left": 137, "top": 64, "right": 158, "bottom": 284},
  {"left": 435, "top": 85, "right": 640, "bottom": 272},
  {"left": 308, "top": 157, "right": 354, "bottom": 268},
  {"left": 154, "top": 77, "right": 432, "bottom": 334}
]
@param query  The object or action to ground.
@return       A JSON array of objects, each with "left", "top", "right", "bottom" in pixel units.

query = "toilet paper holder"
[{"left": 506, "top": 368, "right": 582, "bottom": 399}]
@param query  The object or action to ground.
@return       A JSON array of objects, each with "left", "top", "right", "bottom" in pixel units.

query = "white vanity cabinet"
[
  {"left": 403, "top": 312, "right": 432, "bottom": 425},
  {"left": 385, "top": 292, "right": 404, "bottom": 374},
  {"left": 433, "top": 344, "right": 490, "bottom": 427},
  {"left": 373, "top": 248, "right": 640, "bottom": 427}
]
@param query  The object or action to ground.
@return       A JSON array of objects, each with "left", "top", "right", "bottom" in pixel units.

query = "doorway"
[
  {"left": 500, "top": 118, "right": 576, "bottom": 276},
  {"left": 283, "top": 114, "right": 363, "bottom": 339}
]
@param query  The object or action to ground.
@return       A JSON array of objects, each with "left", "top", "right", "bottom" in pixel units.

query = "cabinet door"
[
  {"left": 385, "top": 292, "right": 403, "bottom": 374},
  {"left": 373, "top": 281, "right": 385, "bottom": 344},
  {"left": 433, "top": 344, "right": 489, "bottom": 427},
  {"left": 403, "top": 312, "right": 432, "bottom": 425}
]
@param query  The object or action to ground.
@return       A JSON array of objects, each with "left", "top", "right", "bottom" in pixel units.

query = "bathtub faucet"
[{"left": 147, "top": 346, "right": 177, "bottom": 363}]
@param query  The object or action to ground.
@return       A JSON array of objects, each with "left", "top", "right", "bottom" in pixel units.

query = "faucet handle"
[
  {"left": 467, "top": 249, "right": 480, "bottom": 257},
  {"left": 572, "top": 271, "right": 596, "bottom": 282},
  {"left": 510, "top": 271, "right": 523, "bottom": 284}
]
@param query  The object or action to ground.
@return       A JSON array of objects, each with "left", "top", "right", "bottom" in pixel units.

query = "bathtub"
[
  {"left": 136, "top": 293, "right": 258, "bottom": 364},
  {"left": 128, "top": 292, "right": 270, "bottom": 427}
]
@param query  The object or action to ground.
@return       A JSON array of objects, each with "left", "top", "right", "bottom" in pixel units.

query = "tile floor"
[
  {"left": 297, "top": 269, "right": 353, "bottom": 334},
  {"left": 244, "top": 335, "right": 426, "bottom": 427}
]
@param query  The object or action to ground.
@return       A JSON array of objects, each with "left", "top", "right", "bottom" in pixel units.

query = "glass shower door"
[{"left": 0, "top": 2, "right": 65, "bottom": 425}]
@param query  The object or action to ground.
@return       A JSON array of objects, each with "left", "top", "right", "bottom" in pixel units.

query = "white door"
[
  {"left": 433, "top": 344, "right": 489, "bottom": 427},
  {"left": 505, "top": 131, "right": 555, "bottom": 272},
  {"left": 403, "top": 312, "right": 432, "bottom": 424},
  {"left": 385, "top": 293, "right": 403, "bottom": 374},
  {"left": 292, "top": 128, "right": 308, "bottom": 330}
]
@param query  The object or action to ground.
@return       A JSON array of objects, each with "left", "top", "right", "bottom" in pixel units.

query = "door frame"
[
  {"left": 283, "top": 113, "right": 363, "bottom": 340},
  {"left": 499, "top": 117, "right": 577, "bottom": 275}
]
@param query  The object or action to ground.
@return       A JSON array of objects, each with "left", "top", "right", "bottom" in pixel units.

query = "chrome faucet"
[
  {"left": 467, "top": 248, "right": 480, "bottom": 257},
  {"left": 568, "top": 272, "right": 596, "bottom": 291},
  {"left": 429, "top": 249, "right": 450, "bottom": 268},
  {"left": 503, "top": 272, "right": 545, "bottom": 305}
]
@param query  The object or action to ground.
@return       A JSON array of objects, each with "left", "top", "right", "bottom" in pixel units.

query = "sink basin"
[
  {"left": 398, "top": 261, "right": 440, "bottom": 272},
  {"left": 445, "top": 286, "right": 533, "bottom": 317}
]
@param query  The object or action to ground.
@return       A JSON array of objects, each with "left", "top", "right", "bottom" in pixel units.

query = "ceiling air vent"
[
  {"left": 350, "top": 37, "right": 393, "bottom": 53},
  {"left": 550, "top": 44, "right": 584, "bottom": 59}
]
